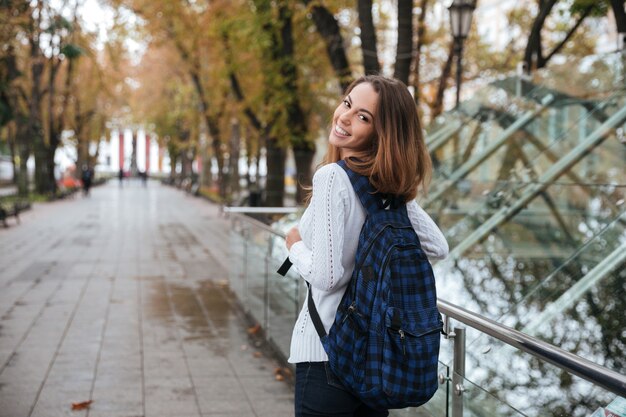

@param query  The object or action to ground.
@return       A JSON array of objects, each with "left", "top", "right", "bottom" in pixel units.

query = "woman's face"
[{"left": 329, "top": 82, "right": 378, "bottom": 159}]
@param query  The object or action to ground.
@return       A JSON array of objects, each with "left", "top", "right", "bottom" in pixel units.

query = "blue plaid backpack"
[{"left": 280, "top": 160, "right": 443, "bottom": 410}]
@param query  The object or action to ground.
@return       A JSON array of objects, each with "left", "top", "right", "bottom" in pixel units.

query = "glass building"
[{"left": 421, "top": 52, "right": 625, "bottom": 416}]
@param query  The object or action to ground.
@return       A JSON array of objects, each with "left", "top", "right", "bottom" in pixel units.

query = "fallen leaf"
[
  {"left": 253, "top": 351, "right": 263, "bottom": 358},
  {"left": 274, "top": 366, "right": 292, "bottom": 381},
  {"left": 247, "top": 323, "right": 261, "bottom": 335},
  {"left": 71, "top": 400, "right": 93, "bottom": 410}
]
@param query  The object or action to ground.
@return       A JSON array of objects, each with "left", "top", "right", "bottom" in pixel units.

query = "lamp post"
[{"left": 449, "top": 0, "right": 475, "bottom": 107}]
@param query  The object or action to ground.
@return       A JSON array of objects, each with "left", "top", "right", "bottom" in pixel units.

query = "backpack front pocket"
[{"left": 381, "top": 306, "right": 442, "bottom": 399}]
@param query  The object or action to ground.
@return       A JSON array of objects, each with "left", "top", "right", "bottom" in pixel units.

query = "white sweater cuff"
[{"left": 288, "top": 241, "right": 309, "bottom": 275}]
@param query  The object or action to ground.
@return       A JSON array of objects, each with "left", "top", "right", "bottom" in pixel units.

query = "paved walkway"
[{"left": 0, "top": 180, "right": 294, "bottom": 417}]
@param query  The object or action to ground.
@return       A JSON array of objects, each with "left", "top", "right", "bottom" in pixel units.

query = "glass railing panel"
[
  {"left": 228, "top": 216, "right": 249, "bottom": 304},
  {"left": 243, "top": 224, "right": 272, "bottom": 324},
  {"left": 456, "top": 372, "right": 528, "bottom": 417},
  {"left": 228, "top": 213, "right": 307, "bottom": 360},
  {"left": 267, "top": 251, "right": 302, "bottom": 356},
  {"left": 433, "top": 210, "right": 625, "bottom": 386},
  {"left": 431, "top": 127, "right": 626, "bottom": 377},
  {"left": 228, "top": 212, "right": 624, "bottom": 417},
  {"left": 500, "top": 215, "right": 626, "bottom": 374},
  {"left": 442, "top": 324, "right": 622, "bottom": 417},
  {"left": 434, "top": 197, "right": 624, "bottom": 311}
]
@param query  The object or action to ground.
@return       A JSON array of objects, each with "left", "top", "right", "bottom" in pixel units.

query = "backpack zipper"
[
  {"left": 398, "top": 329, "right": 406, "bottom": 355},
  {"left": 354, "top": 224, "right": 411, "bottom": 272},
  {"left": 354, "top": 225, "right": 415, "bottom": 277},
  {"left": 342, "top": 302, "right": 357, "bottom": 324}
]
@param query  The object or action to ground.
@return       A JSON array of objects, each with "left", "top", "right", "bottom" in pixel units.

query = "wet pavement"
[{"left": 0, "top": 180, "right": 294, "bottom": 417}]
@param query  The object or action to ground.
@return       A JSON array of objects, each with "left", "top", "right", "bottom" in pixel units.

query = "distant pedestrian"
[
  {"left": 140, "top": 170, "right": 148, "bottom": 187},
  {"left": 81, "top": 165, "right": 93, "bottom": 196},
  {"left": 118, "top": 168, "right": 124, "bottom": 186}
]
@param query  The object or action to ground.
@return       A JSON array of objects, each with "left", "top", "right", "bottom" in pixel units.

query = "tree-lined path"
[{"left": 0, "top": 180, "right": 293, "bottom": 417}]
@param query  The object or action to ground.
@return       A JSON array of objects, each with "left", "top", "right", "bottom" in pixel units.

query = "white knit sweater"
[{"left": 287, "top": 163, "right": 449, "bottom": 363}]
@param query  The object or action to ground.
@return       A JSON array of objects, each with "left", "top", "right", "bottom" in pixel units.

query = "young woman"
[{"left": 285, "top": 75, "right": 449, "bottom": 417}]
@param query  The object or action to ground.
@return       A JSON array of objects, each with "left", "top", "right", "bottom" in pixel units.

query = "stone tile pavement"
[{"left": 0, "top": 180, "right": 294, "bottom": 417}]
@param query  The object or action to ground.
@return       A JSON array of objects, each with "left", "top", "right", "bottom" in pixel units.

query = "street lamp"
[{"left": 448, "top": 0, "right": 475, "bottom": 107}]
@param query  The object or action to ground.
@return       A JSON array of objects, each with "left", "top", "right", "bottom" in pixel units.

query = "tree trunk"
[
  {"left": 169, "top": 153, "right": 178, "bottom": 179},
  {"left": 255, "top": 134, "right": 263, "bottom": 185},
  {"left": 46, "top": 58, "right": 63, "bottom": 192},
  {"left": 210, "top": 122, "right": 225, "bottom": 197},
  {"left": 293, "top": 144, "right": 315, "bottom": 204},
  {"left": 610, "top": 0, "right": 626, "bottom": 33},
  {"left": 188, "top": 68, "right": 224, "bottom": 192},
  {"left": 15, "top": 126, "right": 30, "bottom": 197},
  {"left": 17, "top": 146, "right": 30, "bottom": 197},
  {"left": 33, "top": 140, "right": 53, "bottom": 194},
  {"left": 358, "top": 0, "right": 380, "bottom": 75},
  {"left": 412, "top": 0, "right": 429, "bottom": 106},
  {"left": 265, "top": 138, "right": 285, "bottom": 207},
  {"left": 245, "top": 126, "right": 254, "bottom": 187},
  {"left": 7, "top": 126, "right": 17, "bottom": 185},
  {"left": 394, "top": 0, "right": 413, "bottom": 85},
  {"left": 523, "top": 0, "right": 558, "bottom": 73},
  {"left": 77, "top": 136, "right": 89, "bottom": 175},
  {"left": 166, "top": 19, "right": 225, "bottom": 192},
  {"left": 201, "top": 145, "right": 212, "bottom": 187},
  {"left": 29, "top": 6, "right": 52, "bottom": 195},
  {"left": 46, "top": 146, "right": 57, "bottom": 194},
  {"left": 228, "top": 120, "right": 241, "bottom": 198},
  {"left": 431, "top": 40, "right": 456, "bottom": 119},
  {"left": 302, "top": 0, "right": 352, "bottom": 91},
  {"left": 130, "top": 131, "right": 138, "bottom": 176},
  {"left": 278, "top": 3, "right": 313, "bottom": 206}
]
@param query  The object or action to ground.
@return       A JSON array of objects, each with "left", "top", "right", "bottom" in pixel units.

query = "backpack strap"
[
  {"left": 276, "top": 258, "right": 292, "bottom": 276},
  {"left": 337, "top": 159, "right": 408, "bottom": 216},
  {"left": 277, "top": 259, "right": 327, "bottom": 339},
  {"left": 336, "top": 160, "right": 382, "bottom": 215},
  {"left": 306, "top": 282, "right": 328, "bottom": 338}
]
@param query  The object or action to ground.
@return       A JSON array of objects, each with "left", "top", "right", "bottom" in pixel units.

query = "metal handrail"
[
  {"left": 228, "top": 210, "right": 626, "bottom": 397},
  {"left": 228, "top": 211, "right": 287, "bottom": 237},
  {"left": 438, "top": 299, "right": 626, "bottom": 397},
  {"left": 223, "top": 206, "right": 299, "bottom": 214}
]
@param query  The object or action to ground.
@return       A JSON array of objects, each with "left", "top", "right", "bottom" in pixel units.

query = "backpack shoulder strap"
[
  {"left": 306, "top": 282, "right": 327, "bottom": 338},
  {"left": 336, "top": 160, "right": 381, "bottom": 215}
]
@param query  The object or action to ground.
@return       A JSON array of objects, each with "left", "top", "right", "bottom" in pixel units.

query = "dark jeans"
[{"left": 295, "top": 362, "right": 389, "bottom": 417}]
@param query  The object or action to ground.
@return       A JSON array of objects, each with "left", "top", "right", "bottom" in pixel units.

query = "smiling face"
[{"left": 329, "top": 82, "right": 379, "bottom": 159}]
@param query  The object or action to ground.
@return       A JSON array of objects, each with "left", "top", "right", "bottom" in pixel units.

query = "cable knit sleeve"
[
  {"left": 407, "top": 199, "right": 449, "bottom": 260},
  {"left": 288, "top": 165, "right": 345, "bottom": 291}
]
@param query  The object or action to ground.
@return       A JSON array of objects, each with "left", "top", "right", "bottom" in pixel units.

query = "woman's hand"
[{"left": 286, "top": 226, "right": 302, "bottom": 250}]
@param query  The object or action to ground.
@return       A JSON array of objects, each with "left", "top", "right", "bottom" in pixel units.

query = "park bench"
[{"left": 0, "top": 200, "right": 31, "bottom": 227}]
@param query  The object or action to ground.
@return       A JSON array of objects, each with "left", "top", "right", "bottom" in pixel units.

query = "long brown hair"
[{"left": 318, "top": 75, "right": 431, "bottom": 202}]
